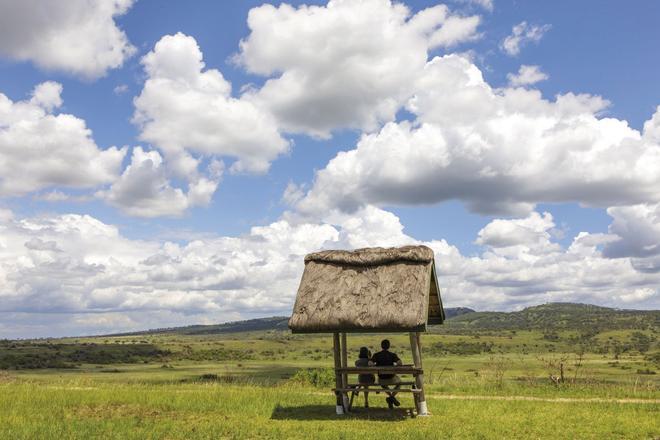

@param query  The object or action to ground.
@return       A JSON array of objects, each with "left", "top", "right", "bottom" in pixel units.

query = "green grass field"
[
  {"left": 1, "top": 379, "right": 658, "bottom": 440},
  {"left": 1, "top": 305, "right": 659, "bottom": 439}
]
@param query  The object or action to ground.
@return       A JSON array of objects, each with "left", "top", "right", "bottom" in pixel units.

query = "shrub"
[
  {"left": 190, "top": 374, "right": 243, "bottom": 384},
  {"left": 289, "top": 368, "right": 335, "bottom": 388},
  {"left": 199, "top": 374, "right": 220, "bottom": 381},
  {"left": 630, "top": 332, "right": 653, "bottom": 353}
]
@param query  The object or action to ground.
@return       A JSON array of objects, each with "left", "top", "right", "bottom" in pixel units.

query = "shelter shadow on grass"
[{"left": 271, "top": 404, "right": 414, "bottom": 421}]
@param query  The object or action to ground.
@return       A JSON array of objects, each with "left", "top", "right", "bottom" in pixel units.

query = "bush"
[
  {"left": 630, "top": 332, "right": 653, "bottom": 353},
  {"left": 644, "top": 351, "right": 660, "bottom": 364},
  {"left": 289, "top": 368, "right": 335, "bottom": 388},
  {"left": 188, "top": 374, "right": 244, "bottom": 384},
  {"left": 198, "top": 374, "right": 220, "bottom": 381}
]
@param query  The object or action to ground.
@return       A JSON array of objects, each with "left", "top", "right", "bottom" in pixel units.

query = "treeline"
[
  {"left": 0, "top": 340, "right": 170, "bottom": 370},
  {"left": 0, "top": 340, "right": 285, "bottom": 369}
]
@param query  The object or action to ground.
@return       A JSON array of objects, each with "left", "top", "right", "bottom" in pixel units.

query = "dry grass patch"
[
  {"left": 0, "top": 372, "right": 15, "bottom": 383},
  {"left": 70, "top": 403, "right": 167, "bottom": 419}
]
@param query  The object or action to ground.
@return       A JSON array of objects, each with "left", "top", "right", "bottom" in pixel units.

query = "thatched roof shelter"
[{"left": 289, "top": 245, "right": 444, "bottom": 333}]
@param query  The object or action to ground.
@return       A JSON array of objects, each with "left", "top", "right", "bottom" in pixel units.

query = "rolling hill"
[
  {"left": 105, "top": 303, "right": 656, "bottom": 337},
  {"left": 442, "top": 303, "right": 659, "bottom": 332}
]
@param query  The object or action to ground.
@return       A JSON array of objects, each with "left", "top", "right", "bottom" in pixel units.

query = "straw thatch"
[{"left": 289, "top": 245, "right": 444, "bottom": 333}]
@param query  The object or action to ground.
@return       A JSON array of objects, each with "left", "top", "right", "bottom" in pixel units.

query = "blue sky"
[{"left": 0, "top": 0, "right": 659, "bottom": 337}]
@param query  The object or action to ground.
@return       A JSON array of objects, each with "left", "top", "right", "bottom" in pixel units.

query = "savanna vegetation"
[{"left": 1, "top": 303, "right": 658, "bottom": 439}]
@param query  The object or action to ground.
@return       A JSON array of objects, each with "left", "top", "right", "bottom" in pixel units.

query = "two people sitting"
[{"left": 355, "top": 339, "right": 402, "bottom": 409}]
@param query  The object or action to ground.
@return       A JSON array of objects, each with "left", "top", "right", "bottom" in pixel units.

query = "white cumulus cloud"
[
  {"left": 0, "top": 82, "right": 126, "bottom": 197},
  {"left": 475, "top": 211, "right": 559, "bottom": 251},
  {"left": 98, "top": 147, "right": 221, "bottom": 218},
  {"left": 603, "top": 203, "right": 660, "bottom": 261},
  {"left": 507, "top": 64, "right": 549, "bottom": 87},
  {"left": 453, "top": 0, "right": 494, "bottom": 11},
  {"left": 133, "top": 33, "right": 289, "bottom": 175},
  {"left": 237, "top": 0, "right": 481, "bottom": 137},
  {"left": 501, "top": 21, "right": 551, "bottom": 56},
  {"left": 295, "top": 55, "right": 660, "bottom": 216},
  {"left": 0, "top": 0, "right": 136, "bottom": 79}
]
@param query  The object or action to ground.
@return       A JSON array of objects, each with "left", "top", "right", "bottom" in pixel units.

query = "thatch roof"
[{"left": 289, "top": 245, "right": 444, "bottom": 333}]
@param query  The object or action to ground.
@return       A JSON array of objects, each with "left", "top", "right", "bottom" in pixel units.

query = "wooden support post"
[
  {"left": 340, "top": 332, "right": 350, "bottom": 410},
  {"left": 333, "top": 332, "right": 344, "bottom": 415},
  {"left": 409, "top": 332, "right": 420, "bottom": 414},
  {"left": 410, "top": 331, "right": 429, "bottom": 416}
]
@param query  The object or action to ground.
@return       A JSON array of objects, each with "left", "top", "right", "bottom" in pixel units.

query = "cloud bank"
[{"left": 0, "top": 206, "right": 657, "bottom": 337}]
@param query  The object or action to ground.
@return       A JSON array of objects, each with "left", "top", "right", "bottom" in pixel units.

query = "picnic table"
[{"left": 332, "top": 365, "right": 424, "bottom": 411}]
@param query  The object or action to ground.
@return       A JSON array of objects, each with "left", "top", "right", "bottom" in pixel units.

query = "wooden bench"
[
  {"left": 333, "top": 382, "right": 420, "bottom": 410},
  {"left": 333, "top": 366, "right": 424, "bottom": 411}
]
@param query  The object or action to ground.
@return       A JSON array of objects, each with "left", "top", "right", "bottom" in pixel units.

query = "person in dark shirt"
[{"left": 371, "top": 339, "right": 402, "bottom": 408}]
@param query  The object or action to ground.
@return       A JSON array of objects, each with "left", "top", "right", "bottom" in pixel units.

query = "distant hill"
[
  {"left": 104, "top": 303, "right": 657, "bottom": 337},
  {"left": 108, "top": 316, "right": 290, "bottom": 337},
  {"left": 108, "top": 308, "right": 475, "bottom": 337},
  {"left": 444, "top": 307, "right": 475, "bottom": 319},
  {"left": 442, "top": 303, "right": 659, "bottom": 332}
]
